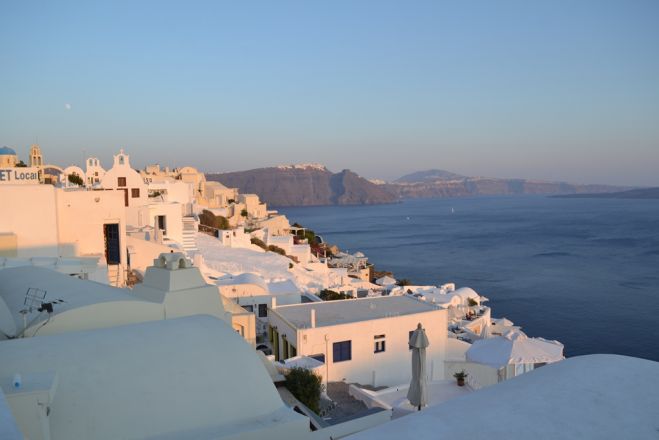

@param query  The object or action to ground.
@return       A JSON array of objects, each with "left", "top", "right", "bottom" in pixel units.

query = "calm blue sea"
[{"left": 279, "top": 196, "right": 659, "bottom": 361}]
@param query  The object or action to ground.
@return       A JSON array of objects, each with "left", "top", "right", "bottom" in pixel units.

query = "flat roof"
[{"left": 273, "top": 295, "right": 441, "bottom": 328}]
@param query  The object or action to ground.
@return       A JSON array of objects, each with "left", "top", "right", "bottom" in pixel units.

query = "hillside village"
[{"left": 0, "top": 144, "right": 657, "bottom": 439}]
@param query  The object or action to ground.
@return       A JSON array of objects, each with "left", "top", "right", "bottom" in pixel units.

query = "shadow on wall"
[{"left": 1, "top": 244, "right": 79, "bottom": 259}]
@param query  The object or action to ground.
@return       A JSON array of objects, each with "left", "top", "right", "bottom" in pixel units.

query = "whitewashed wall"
[{"left": 270, "top": 308, "right": 447, "bottom": 387}]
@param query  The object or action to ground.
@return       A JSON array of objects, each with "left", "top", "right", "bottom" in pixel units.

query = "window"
[
  {"left": 117, "top": 177, "right": 126, "bottom": 187},
  {"left": 374, "top": 334, "right": 386, "bottom": 353},
  {"left": 258, "top": 304, "right": 268, "bottom": 318},
  {"left": 131, "top": 188, "right": 140, "bottom": 198},
  {"left": 333, "top": 340, "right": 351, "bottom": 363}
]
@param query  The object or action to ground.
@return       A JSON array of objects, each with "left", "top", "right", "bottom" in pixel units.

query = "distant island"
[
  {"left": 552, "top": 187, "right": 659, "bottom": 199},
  {"left": 384, "top": 169, "right": 625, "bottom": 201},
  {"left": 206, "top": 166, "right": 627, "bottom": 207}
]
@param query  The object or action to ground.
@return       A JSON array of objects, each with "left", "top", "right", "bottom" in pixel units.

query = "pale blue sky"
[{"left": 1, "top": 1, "right": 658, "bottom": 185}]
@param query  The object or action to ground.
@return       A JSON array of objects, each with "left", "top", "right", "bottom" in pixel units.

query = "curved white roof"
[
  {"left": 0, "top": 266, "right": 154, "bottom": 338},
  {"left": 375, "top": 275, "right": 397, "bottom": 286},
  {"left": 466, "top": 332, "right": 564, "bottom": 368},
  {"left": 216, "top": 272, "right": 268, "bottom": 292},
  {"left": 452, "top": 287, "right": 481, "bottom": 300},
  {"left": 350, "top": 355, "right": 659, "bottom": 440},
  {"left": 0, "top": 316, "right": 308, "bottom": 439}
]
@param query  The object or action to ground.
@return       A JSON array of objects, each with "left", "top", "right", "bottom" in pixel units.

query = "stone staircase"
[
  {"left": 107, "top": 264, "right": 124, "bottom": 287},
  {"left": 182, "top": 216, "right": 198, "bottom": 252}
]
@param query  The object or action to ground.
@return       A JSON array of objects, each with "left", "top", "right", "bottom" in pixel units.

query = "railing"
[{"left": 198, "top": 224, "right": 219, "bottom": 237}]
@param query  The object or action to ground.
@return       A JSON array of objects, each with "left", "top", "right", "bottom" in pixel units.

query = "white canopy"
[
  {"left": 466, "top": 332, "right": 564, "bottom": 368},
  {"left": 492, "top": 317, "right": 515, "bottom": 327},
  {"left": 452, "top": 287, "right": 481, "bottom": 304},
  {"left": 375, "top": 276, "right": 397, "bottom": 286},
  {"left": 431, "top": 294, "right": 463, "bottom": 308},
  {"left": 281, "top": 355, "right": 324, "bottom": 369}
]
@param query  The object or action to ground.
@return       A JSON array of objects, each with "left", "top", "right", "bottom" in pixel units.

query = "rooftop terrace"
[{"left": 273, "top": 295, "right": 442, "bottom": 329}]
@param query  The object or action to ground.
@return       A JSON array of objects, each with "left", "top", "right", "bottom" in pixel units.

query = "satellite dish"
[{"left": 0, "top": 297, "right": 17, "bottom": 337}]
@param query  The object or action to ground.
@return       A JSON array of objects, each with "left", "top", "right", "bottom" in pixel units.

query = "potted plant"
[{"left": 453, "top": 370, "right": 468, "bottom": 386}]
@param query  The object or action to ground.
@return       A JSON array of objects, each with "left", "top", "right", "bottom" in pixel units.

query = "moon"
[{"left": 64, "top": 103, "right": 72, "bottom": 110}]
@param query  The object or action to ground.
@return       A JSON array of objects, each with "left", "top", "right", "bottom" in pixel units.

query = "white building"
[
  {"left": 99, "top": 149, "right": 148, "bottom": 208},
  {"left": 217, "top": 227, "right": 253, "bottom": 248},
  {"left": 216, "top": 273, "right": 302, "bottom": 335},
  {"left": 100, "top": 150, "right": 194, "bottom": 251},
  {"left": 264, "top": 232, "right": 313, "bottom": 263},
  {"left": 203, "top": 180, "right": 237, "bottom": 208},
  {"left": 59, "top": 165, "right": 85, "bottom": 188},
  {"left": 238, "top": 193, "right": 267, "bottom": 218},
  {"left": 268, "top": 296, "right": 448, "bottom": 387},
  {"left": 84, "top": 157, "right": 105, "bottom": 186},
  {"left": 0, "top": 184, "right": 128, "bottom": 286}
]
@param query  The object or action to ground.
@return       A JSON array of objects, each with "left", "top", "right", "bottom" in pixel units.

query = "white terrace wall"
[
  {"left": 0, "top": 186, "right": 127, "bottom": 267},
  {"left": 0, "top": 185, "right": 59, "bottom": 257},
  {"left": 56, "top": 190, "right": 126, "bottom": 261}
]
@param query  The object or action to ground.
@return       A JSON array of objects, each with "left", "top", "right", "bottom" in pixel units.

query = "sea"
[{"left": 279, "top": 196, "right": 659, "bottom": 361}]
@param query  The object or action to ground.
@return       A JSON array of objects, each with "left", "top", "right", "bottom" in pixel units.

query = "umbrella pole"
[{"left": 418, "top": 405, "right": 421, "bottom": 411}]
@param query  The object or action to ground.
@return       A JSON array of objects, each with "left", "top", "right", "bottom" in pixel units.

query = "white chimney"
[
  {"left": 310, "top": 309, "right": 316, "bottom": 328},
  {"left": 271, "top": 297, "right": 277, "bottom": 309}
]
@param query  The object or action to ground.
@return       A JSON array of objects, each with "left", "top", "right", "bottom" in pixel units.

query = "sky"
[{"left": 1, "top": 0, "right": 658, "bottom": 186}]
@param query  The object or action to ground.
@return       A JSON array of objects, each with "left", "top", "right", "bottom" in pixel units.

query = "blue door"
[{"left": 104, "top": 223, "right": 120, "bottom": 264}]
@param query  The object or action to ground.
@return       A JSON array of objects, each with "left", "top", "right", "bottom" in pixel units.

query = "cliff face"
[
  {"left": 206, "top": 166, "right": 398, "bottom": 207},
  {"left": 207, "top": 165, "right": 628, "bottom": 207}
]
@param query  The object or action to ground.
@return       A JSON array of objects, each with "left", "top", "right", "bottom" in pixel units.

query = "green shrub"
[
  {"left": 199, "top": 210, "right": 230, "bottom": 230},
  {"left": 303, "top": 230, "right": 316, "bottom": 244},
  {"left": 268, "top": 245, "right": 287, "bottom": 256},
  {"left": 285, "top": 367, "right": 323, "bottom": 413},
  {"left": 250, "top": 237, "right": 267, "bottom": 250},
  {"left": 319, "top": 289, "right": 349, "bottom": 301},
  {"left": 396, "top": 278, "right": 412, "bottom": 287},
  {"left": 67, "top": 173, "right": 84, "bottom": 186},
  {"left": 240, "top": 208, "right": 248, "bottom": 217}
]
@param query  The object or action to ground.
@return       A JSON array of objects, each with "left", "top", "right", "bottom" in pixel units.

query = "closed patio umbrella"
[{"left": 407, "top": 323, "right": 430, "bottom": 411}]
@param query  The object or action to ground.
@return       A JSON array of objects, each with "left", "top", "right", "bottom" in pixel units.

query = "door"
[
  {"left": 157, "top": 215, "right": 167, "bottom": 236},
  {"left": 120, "top": 188, "right": 128, "bottom": 207},
  {"left": 104, "top": 223, "right": 120, "bottom": 264}
]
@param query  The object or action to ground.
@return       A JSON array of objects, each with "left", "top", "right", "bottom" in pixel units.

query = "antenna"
[{"left": 24, "top": 287, "right": 47, "bottom": 309}]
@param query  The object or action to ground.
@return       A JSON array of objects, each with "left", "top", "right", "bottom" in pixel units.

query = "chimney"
[
  {"left": 310, "top": 309, "right": 316, "bottom": 328},
  {"left": 271, "top": 297, "right": 277, "bottom": 309}
]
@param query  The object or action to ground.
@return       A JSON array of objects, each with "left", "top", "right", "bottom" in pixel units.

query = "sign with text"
[{"left": 0, "top": 168, "right": 41, "bottom": 185}]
